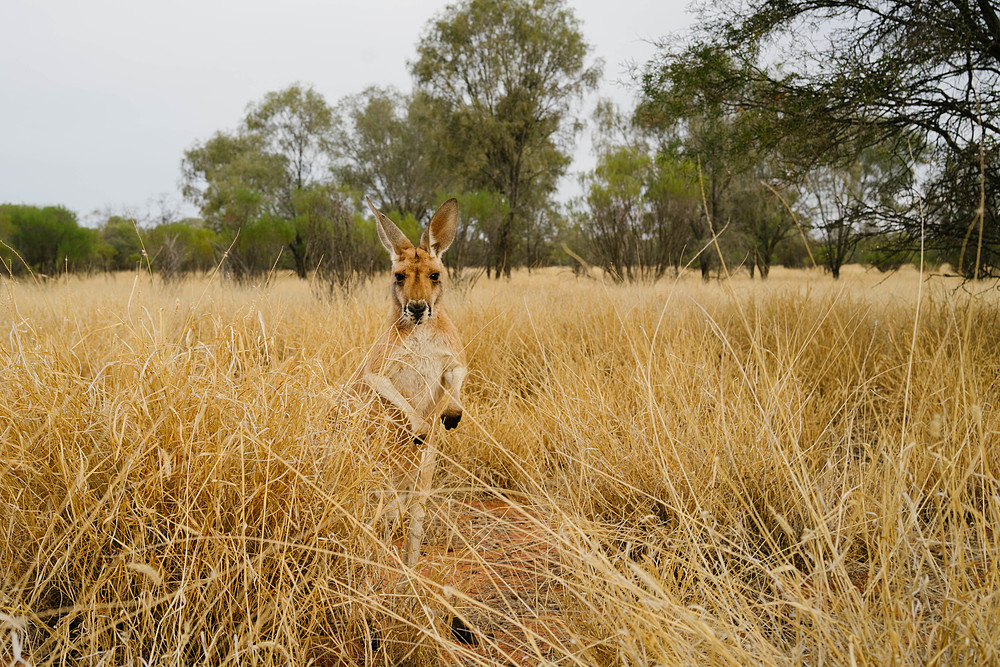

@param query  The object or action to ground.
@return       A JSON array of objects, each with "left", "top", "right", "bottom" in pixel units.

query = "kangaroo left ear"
[
  {"left": 422, "top": 198, "right": 458, "bottom": 258},
  {"left": 367, "top": 196, "right": 413, "bottom": 260}
]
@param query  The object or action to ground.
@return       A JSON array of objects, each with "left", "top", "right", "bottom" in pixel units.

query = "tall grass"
[{"left": 1, "top": 266, "right": 997, "bottom": 665}]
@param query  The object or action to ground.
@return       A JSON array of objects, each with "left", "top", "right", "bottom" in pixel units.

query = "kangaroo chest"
[{"left": 384, "top": 325, "right": 455, "bottom": 414}]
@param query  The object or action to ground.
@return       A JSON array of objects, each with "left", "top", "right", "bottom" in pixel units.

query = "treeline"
[
  {"left": 616, "top": 0, "right": 1000, "bottom": 280},
  {"left": 0, "top": 205, "right": 217, "bottom": 279},
  {"left": 2, "top": 0, "right": 598, "bottom": 285},
  {"left": 3, "top": 0, "right": 997, "bottom": 283}
]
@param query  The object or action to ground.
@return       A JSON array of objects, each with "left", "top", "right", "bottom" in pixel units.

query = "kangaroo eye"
[
  {"left": 430, "top": 272, "right": 440, "bottom": 282},
  {"left": 394, "top": 273, "right": 405, "bottom": 283}
]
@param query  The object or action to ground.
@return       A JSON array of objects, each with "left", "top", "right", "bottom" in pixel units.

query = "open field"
[{"left": 1, "top": 266, "right": 999, "bottom": 665}]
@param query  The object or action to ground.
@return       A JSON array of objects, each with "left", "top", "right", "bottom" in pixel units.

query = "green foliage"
[
  {"left": 0, "top": 207, "right": 15, "bottom": 272},
  {"left": 96, "top": 216, "right": 145, "bottom": 272},
  {"left": 450, "top": 190, "right": 509, "bottom": 274},
  {"left": 856, "top": 236, "right": 917, "bottom": 273},
  {"left": 646, "top": 150, "right": 703, "bottom": 269},
  {"left": 577, "top": 102, "right": 702, "bottom": 281},
  {"left": 583, "top": 144, "right": 652, "bottom": 281},
  {"left": 925, "top": 141, "right": 1000, "bottom": 278},
  {"left": 245, "top": 83, "right": 336, "bottom": 191},
  {"left": 292, "top": 184, "right": 380, "bottom": 288},
  {"left": 638, "top": 47, "right": 771, "bottom": 278},
  {"left": 0, "top": 204, "right": 92, "bottom": 275},
  {"left": 146, "top": 220, "right": 219, "bottom": 280},
  {"left": 182, "top": 84, "right": 364, "bottom": 281},
  {"left": 731, "top": 179, "right": 797, "bottom": 278},
  {"left": 411, "top": 0, "right": 600, "bottom": 277},
  {"left": 802, "top": 145, "right": 915, "bottom": 279},
  {"left": 699, "top": 0, "right": 1000, "bottom": 157},
  {"left": 640, "top": 0, "right": 1000, "bottom": 280},
  {"left": 332, "top": 88, "right": 443, "bottom": 220},
  {"left": 773, "top": 231, "right": 813, "bottom": 269},
  {"left": 182, "top": 132, "right": 287, "bottom": 232}
]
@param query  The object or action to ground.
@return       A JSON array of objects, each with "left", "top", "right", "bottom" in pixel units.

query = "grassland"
[{"left": 1, "top": 266, "right": 998, "bottom": 665}]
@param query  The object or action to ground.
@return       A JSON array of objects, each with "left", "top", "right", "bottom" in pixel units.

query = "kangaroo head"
[{"left": 367, "top": 197, "right": 458, "bottom": 326}]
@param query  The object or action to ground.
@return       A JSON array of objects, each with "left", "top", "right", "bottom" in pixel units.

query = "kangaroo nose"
[{"left": 407, "top": 301, "right": 427, "bottom": 319}]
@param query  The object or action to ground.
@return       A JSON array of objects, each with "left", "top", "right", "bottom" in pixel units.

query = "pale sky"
[{"left": 0, "top": 0, "right": 693, "bottom": 225}]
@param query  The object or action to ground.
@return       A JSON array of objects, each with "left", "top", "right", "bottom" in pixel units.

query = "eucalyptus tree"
[
  {"left": 579, "top": 101, "right": 701, "bottom": 281},
  {"left": 731, "top": 178, "right": 797, "bottom": 279},
  {"left": 183, "top": 83, "right": 346, "bottom": 279},
  {"left": 0, "top": 204, "right": 93, "bottom": 275},
  {"left": 642, "top": 0, "right": 1000, "bottom": 276},
  {"left": 97, "top": 216, "right": 144, "bottom": 272},
  {"left": 637, "top": 47, "right": 764, "bottom": 279},
  {"left": 332, "top": 87, "right": 444, "bottom": 221},
  {"left": 449, "top": 190, "right": 508, "bottom": 277},
  {"left": 645, "top": 151, "right": 702, "bottom": 277},
  {"left": 411, "top": 0, "right": 601, "bottom": 277},
  {"left": 924, "top": 141, "right": 1000, "bottom": 278},
  {"left": 803, "top": 146, "right": 914, "bottom": 279},
  {"left": 582, "top": 143, "right": 651, "bottom": 281},
  {"left": 145, "top": 220, "right": 219, "bottom": 281},
  {"left": 691, "top": 0, "right": 1000, "bottom": 156},
  {"left": 182, "top": 131, "right": 287, "bottom": 279},
  {"left": 0, "top": 206, "right": 14, "bottom": 272}
]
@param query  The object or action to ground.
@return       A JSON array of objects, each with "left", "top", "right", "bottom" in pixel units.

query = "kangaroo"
[{"left": 350, "top": 196, "right": 466, "bottom": 567}]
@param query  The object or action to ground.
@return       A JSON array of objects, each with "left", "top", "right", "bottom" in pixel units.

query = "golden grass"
[{"left": 1, "top": 266, "right": 998, "bottom": 665}]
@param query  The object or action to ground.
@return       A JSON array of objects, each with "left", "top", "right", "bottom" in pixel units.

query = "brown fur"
[{"left": 349, "top": 197, "right": 467, "bottom": 567}]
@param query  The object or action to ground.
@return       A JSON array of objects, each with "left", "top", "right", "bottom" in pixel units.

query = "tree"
[
  {"left": 96, "top": 216, "right": 145, "bottom": 272},
  {"left": 293, "top": 183, "right": 379, "bottom": 289},
  {"left": 924, "top": 140, "right": 1000, "bottom": 278},
  {"left": 146, "top": 220, "right": 219, "bottom": 281},
  {"left": 580, "top": 151, "right": 695, "bottom": 282},
  {"left": 520, "top": 203, "right": 563, "bottom": 271},
  {"left": 0, "top": 206, "right": 15, "bottom": 273},
  {"left": 182, "top": 84, "right": 344, "bottom": 280},
  {"left": 449, "top": 190, "right": 509, "bottom": 277},
  {"left": 581, "top": 144, "right": 650, "bottom": 281},
  {"left": 411, "top": 0, "right": 601, "bottom": 277},
  {"left": 645, "top": 151, "right": 702, "bottom": 277},
  {"left": 642, "top": 0, "right": 1000, "bottom": 276},
  {"left": 332, "top": 88, "right": 444, "bottom": 220},
  {"left": 638, "top": 46, "right": 765, "bottom": 279},
  {"left": 732, "top": 178, "right": 796, "bottom": 279},
  {"left": 803, "top": 146, "right": 913, "bottom": 279},
  {"left": 578, "top": 101, "right": 701, "bottom": 281},
  {"left": 0, "top": 205, "right": 93, "bottom": 275},
  {"left": 696, "top": 0, "right": 1000, "bottom": 158},
  {"left": 246, "top": 84, "right": 335, "bottom": 193},
  {"left": 182, "top": 131, "right": 288, "bottom": 279},
  {"left": 245, "top": 84, "right": 339, "bottom": 278}
]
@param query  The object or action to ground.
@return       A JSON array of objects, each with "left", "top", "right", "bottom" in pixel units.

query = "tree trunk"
[
  {"left": 494, "top": 210, "right": 514, "bottom": 278},
  {"left": 289, "top": 233, "right": 308, "bottom": 279}
]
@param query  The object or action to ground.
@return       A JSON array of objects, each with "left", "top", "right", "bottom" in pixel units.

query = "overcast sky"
[{"left": 0, "top": 0, "right": 693, "bottom": 225}]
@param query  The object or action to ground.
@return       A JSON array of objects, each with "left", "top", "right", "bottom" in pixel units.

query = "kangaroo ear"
[
  {"left": 367, "top": 196, "right": 412, "bottom": 259},
  {"left": 422, "top": 198, "right": 458, "bottom": 258}
]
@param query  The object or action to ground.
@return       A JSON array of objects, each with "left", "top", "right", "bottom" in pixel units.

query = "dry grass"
[{"left": 1, "top": 266, "right": 998, "bottom": 665}]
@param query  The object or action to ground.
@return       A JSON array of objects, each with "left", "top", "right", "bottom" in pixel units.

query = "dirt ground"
[{"left": 314, "top": 498, "right": 572, "bottom": 666}]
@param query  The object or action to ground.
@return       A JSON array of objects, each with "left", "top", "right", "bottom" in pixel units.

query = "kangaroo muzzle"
[{"left": 406, "top": 300, "right": 429, "bottom": 323}]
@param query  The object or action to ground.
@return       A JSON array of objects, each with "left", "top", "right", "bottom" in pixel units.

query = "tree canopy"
[
  {"left": 411, "top": 0, "right": 601, "bottom": 277},
  {"left": 639, "top": 0, "right": 1000, "bottom": 277},
  {"left": 332, "top": 87, "right": 443, "bottom": 220},
  {"left": 0, "top": 204, "right": 93, "bottom": 275},
  {"left": 182, "top": 83, "right": 364, "bottom": 282}
]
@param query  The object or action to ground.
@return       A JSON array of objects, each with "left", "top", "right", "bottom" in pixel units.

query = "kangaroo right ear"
[
  {"left": 367, "top": 197, "right": 413, "bottom": 260},
  {"left": 423, "top": 198, "right": 458, "bottom": 258}
]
